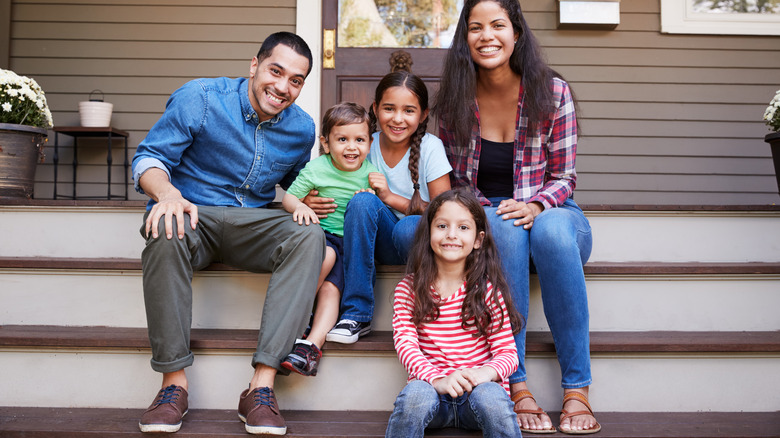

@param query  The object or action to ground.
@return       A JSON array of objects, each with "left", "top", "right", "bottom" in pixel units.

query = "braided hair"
[{"left": 369, "top": 69, "right": 430, "bottom": 216}]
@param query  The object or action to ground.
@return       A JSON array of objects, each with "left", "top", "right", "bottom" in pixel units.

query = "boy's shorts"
[{"left": 324, "top": 231, "right": 344, "bottom": 292}]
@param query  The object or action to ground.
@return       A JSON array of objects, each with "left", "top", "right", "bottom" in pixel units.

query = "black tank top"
[{"left": 477, "top": 137, "right": 515, "bottom": 199}]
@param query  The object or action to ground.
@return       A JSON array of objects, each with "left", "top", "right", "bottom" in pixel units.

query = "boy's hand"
[
  {"left": 302, "top": 189, "right": 337, "bottom": 219},
  {"left": 368, "top": 172, "right": 389, "bottom": 200},
  {"left": 355, "top": 188, "right": 376, "bottom": 195},
  {"left": 292, "top": 204, "right": 319, "bottom": 225},
  {"left": 432, "top": 370, "right": 473, "bottom": 398},
  {"left": 460, "top": 366, "right": 498, "bottom": 387}
]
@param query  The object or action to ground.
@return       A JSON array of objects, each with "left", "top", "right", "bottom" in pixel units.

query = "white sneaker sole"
[
  {"left": 325, "top": 327, "right": 370, "bottom": 344},
  {"left": 239, "top": 414, "right": 287, "bottom": 435}
]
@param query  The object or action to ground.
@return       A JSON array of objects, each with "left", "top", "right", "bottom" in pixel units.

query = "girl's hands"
[
  {"left": 368, "top": 172, "right": 388, "bottom": 201},
  {"left": 460, "top": 366, "right": 498, "bottom": 387},
  {"left": 292, "top": 204, "right": 320, "bottom": 225},
  {"left": 432, "top": 370, "right": 473, "bottom": 398},
  {"left": 495, "top": 199, "right": 544, "bottom": 229}
]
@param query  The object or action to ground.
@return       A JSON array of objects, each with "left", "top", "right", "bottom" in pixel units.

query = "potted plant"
[
  {"left": 0, "top": 68, "right": 54, "bottom": 199},
  {"left": 764, "top": 89, "right": 780, "bottom": 195}
]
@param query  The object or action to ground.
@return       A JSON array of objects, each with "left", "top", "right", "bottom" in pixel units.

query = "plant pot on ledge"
[{"left": 0, "top": 122, "right": 47, "bottom": 199}]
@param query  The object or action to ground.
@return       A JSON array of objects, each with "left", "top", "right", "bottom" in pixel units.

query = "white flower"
[
  {"left": 2, "top": 102, "right": 11, "bottom": 112},
  {"left": 0, "top": 68, "right": 54, "bottom": 128}
]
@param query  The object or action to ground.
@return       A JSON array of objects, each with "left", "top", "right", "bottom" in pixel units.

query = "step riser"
[
  {"left": 3, "top": 270, "right": 779, "bottom": 332},
  {"left": 2, "top": 349, "right": 777, "bottom": 412},
  {"left": 3, "top": 207, "right": 780, "bottom": 262}
]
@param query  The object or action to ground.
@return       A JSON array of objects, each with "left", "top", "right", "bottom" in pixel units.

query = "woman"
[{"left": 433, "top": 0, "right": 599, "bottom": 434}]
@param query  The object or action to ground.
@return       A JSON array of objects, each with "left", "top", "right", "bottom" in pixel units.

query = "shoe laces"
[
  {"left": 338, "top": 319, "right": 359, "bottom": 329},
  {"left": 251, "top": 387, "right": 276, "bottom": 409},
  {"left": 155, "top": 385, "right": 181, "bottom": 406}
]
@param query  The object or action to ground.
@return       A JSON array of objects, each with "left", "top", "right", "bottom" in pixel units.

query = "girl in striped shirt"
[{"left": 386, "top": 189, "right": 524, "bottom": 438}]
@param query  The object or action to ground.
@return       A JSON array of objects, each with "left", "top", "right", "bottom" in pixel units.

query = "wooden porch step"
[
  {"left": 2, "top": 256, "right": 780, "bottom": 275},
  {"left": 2, "top": 325, "right": 779, "bottom": 354},
  {"left": 0, "top": 407, "right": 778, "bottom": 437}
]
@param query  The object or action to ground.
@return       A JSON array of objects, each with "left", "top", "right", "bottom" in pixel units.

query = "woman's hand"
[
  {"left": 302, "top": 189, "right": 336, "bottom": 219},
  {"left": 495, "top": 199, "right": 544, "bottom": 229}
]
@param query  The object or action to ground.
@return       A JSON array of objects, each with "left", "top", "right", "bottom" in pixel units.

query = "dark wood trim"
[
  {"left": 2, "top": 325, "right": 778, "bottom": 354},
  {"left": 2, "top": 257, "right": 779, "bottom": 275},
  {"left": 1, "top": 407, "right": 777, "bottom": 437},
  {"left": 3, "top": 198, "right": 780, "bottom": 211},
  {"left": 0, "top": 0, "right": 9, "bottom": 69}
]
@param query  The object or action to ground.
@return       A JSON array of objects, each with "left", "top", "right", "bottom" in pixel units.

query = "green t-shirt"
[{"left": 286, "top": 154, "right": 379, "bottom": 236}]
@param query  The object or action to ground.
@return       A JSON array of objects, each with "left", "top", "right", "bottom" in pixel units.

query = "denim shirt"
[{"left": 132, "top": 77, "right": 316, "bottom": 209}]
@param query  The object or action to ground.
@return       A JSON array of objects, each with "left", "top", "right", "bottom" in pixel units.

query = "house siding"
[
  {"left": 8, "top": 0, "right": 296, "bottom": 200},
  {"left": 6, "top": 0, "right": 780, "bottom": 204}
]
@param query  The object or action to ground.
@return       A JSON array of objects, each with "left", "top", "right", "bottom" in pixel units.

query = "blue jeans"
[
  {"left": 385, "top": 380, "right": 521, "bottom": 438},
  {"left": 486, "top": 197, "right": 593, "bottom": 388},
  {"left": 341, "top": 192, "right": 418, "bottom": 322}
]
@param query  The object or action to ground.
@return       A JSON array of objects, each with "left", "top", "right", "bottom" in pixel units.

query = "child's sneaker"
[
  {"left": 325, "top": 319, "right": 370, "bottom": 344},
  {"left": 281, "top": 339, "right": 322, "bottom": 376}
]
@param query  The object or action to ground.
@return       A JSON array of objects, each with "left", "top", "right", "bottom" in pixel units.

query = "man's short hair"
[{"left": 256, "top": 32, "right": 313, "bottom": 78}]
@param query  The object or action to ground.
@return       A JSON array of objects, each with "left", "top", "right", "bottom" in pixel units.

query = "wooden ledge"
[
  {"left": 1, "top": 407, "right": 777, "bottom": 437},
  {"left": 2, "top": 257, "right": 780, "bottom": 275},
  {"left": 1, "top": 325, "right": 778, "bottom": 354},
  {"left": 2, "top": 199, "right": 779, "bottom": 212}
]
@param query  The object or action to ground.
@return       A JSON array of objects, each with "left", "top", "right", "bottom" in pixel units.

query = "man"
[{"left": 132, "top": 32, "right": 324, "bottom": 435}]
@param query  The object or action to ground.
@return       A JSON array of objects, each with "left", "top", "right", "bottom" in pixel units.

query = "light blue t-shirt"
[{"left": 367, "top": 132, "right": 452, "bottom": 219}]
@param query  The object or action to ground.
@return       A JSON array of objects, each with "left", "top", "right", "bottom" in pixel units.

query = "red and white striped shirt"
[{"left": 392, "top": 275, "right": 519, "bottom": 393}]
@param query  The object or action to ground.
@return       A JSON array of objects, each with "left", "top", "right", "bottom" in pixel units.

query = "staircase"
[{"left": 1, "top": 200, "right": 779, "bottom": 437}]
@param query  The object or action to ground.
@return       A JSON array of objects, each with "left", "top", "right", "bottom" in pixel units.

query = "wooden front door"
[{"left": 320, "top": 0, "right": 462, "bottom": 130}]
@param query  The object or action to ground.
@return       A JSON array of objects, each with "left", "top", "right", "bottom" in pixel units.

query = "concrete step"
[
  {"left": 2, "top": 203, "right": 779, "bottom": 262},
  {"left": 2, "top": 326, "right": 779, "bottom": 413},
  {"left": 1, "top": 407, "right": 778, "bottom": 437},
  {"left": 2, "top": 258, "right": 778, "bottom": 332}
]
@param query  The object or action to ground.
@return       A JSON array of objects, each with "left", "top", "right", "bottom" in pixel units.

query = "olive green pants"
[{"left": 140, "top": 206, "right": 325, "bottom": 374}]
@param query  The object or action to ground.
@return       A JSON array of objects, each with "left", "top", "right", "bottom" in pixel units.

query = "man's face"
[{"left": 248, "top": 44, "right": 310, "bottom": 122}]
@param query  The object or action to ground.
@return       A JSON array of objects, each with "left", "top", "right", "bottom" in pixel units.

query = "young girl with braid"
[{"left": 319, "top": 70, "right": 454, "bottom": 344}]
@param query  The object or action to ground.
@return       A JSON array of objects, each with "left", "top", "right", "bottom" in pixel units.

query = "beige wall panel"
[
  {"left": 580, "top": 102, "right": 766, "bottom": 123},
  {"left": 581, "top": 173, "right": 776, "bottom": 193},
  {"left": 13, "top": 58, "right": 254, "bottom": 78},
  {"left": 539, "top": 31, "right": 780, "bottom": 51},
  {"left": 14, "top": 5, "right": 294, "bottom": 23},
  {"left": 578, "top": 155, "right": 775, "bottom": 175},
  {"left": 13, "top": 22, "right": 293, "bottom": 41},
  {"left": 547, "top": 48, "right": 779, "bottom": 68},
  {"left": 556, "top": 66, "right": 778, "bottom": 85},
  {"left": 581, "top": 119, "right": 765, "bottom": 139},
  {"left": 574, "top": 83, "right": 774, "bottom": 104},
  {"left": 579, "top": 137, "right": 770, "bottom": 158},
  {"left": 15, "top": 0, "right": 292, "bottom": 6},
  {"left": 12, "top": 40, "right": 263, "bottom": 60}
]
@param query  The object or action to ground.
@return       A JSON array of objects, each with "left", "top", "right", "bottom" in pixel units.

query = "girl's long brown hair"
[
  {"left": 406, "top": 189, "right": 523, "bottom": 337},
  {"left": 368, "top": 70, "right": 429, "bottom": 215}
]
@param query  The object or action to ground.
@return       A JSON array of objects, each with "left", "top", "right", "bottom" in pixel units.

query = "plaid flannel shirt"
[{"left": 439, "top": 77, "right": 577, "bottom": 210}]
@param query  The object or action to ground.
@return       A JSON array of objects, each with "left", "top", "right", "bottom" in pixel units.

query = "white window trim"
[{"left": 660, "top": 0, "right": 780, "bottom": 36}]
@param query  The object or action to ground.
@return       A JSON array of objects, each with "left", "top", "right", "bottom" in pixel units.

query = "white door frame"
[{"left": 296, "top": 0, "right": 323, "bottom": 154}]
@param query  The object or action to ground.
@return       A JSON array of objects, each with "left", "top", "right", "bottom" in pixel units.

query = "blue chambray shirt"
[{"left": 132, "top": 77, "right": 316, "bottom": 210}]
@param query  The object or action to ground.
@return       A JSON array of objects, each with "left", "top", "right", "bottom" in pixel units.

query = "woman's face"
[{"left": 466, "top": 1, "right": 518, "bottom": 72}]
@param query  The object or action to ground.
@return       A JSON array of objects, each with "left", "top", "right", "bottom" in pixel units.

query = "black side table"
[{"left": 52, "top": 126, "right": 130, "bottom": 200}]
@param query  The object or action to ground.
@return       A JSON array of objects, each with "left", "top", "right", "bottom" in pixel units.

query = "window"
[{"left": 660, "top": 0, "right": 780, "bottom": 35}]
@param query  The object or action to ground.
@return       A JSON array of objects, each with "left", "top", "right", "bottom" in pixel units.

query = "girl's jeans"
[
  {"left": 385, "top": 380, "right": 521, "bottom": 438},
  {"left": 340, "top": 192, "right": 417, "bottom": 323},
  {"left": 486, "top": 196, "right": 593, "bottom": 388}
]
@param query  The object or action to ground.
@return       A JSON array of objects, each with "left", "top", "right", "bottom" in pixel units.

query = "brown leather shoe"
[
  {"left": 238, "top": 386, "right": 287, "bottom": 435},
  {"left": 139, "top": 385, "right": 189, "bottom": 433}
]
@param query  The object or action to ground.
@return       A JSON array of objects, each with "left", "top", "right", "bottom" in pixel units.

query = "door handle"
[{"left": 323, "top": 29, "right": 335, "bottom": 69}]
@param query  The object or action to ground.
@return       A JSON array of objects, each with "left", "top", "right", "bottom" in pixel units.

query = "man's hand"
[
  {"left": 145, "top": 192, "right": 198, "bottom": 240},
  {"left": 302, "top": 189, "right": 337, "bottom": 219},
  {"left": 432, "top": 370, "right": 473, "bottom": 398}
]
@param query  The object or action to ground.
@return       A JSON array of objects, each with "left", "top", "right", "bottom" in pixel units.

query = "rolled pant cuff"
[
  {"left": 508, "top": 375, "right": 528, "bottom": 385},
  {"left": 151, "top": 353, "right": 194, "bottom": 374},
  {"left": 340, "top": 313, "right": 371, "bottom": 324},
  {"left": 252, "top": 352, "right": 287, "bottom": 375},
  {"left": 562, "top": 379, "right": 592, "bottom": 389}
]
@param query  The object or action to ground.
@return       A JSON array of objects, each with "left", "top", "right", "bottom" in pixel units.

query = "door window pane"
[{"left": 339, "top": 0, "right": 463, "bottom": 48}]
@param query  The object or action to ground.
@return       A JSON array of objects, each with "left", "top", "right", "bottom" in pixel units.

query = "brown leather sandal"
[
  {"left": 511, "top": 389, "right": 556, "bottom": 434},
  {"left": 558, "top": 391, "right": 602, "bottom": 435}
]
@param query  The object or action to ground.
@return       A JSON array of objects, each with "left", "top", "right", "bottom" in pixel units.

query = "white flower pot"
[{"left": 79, "top": 101, "right": 113, "bottom": 127}]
